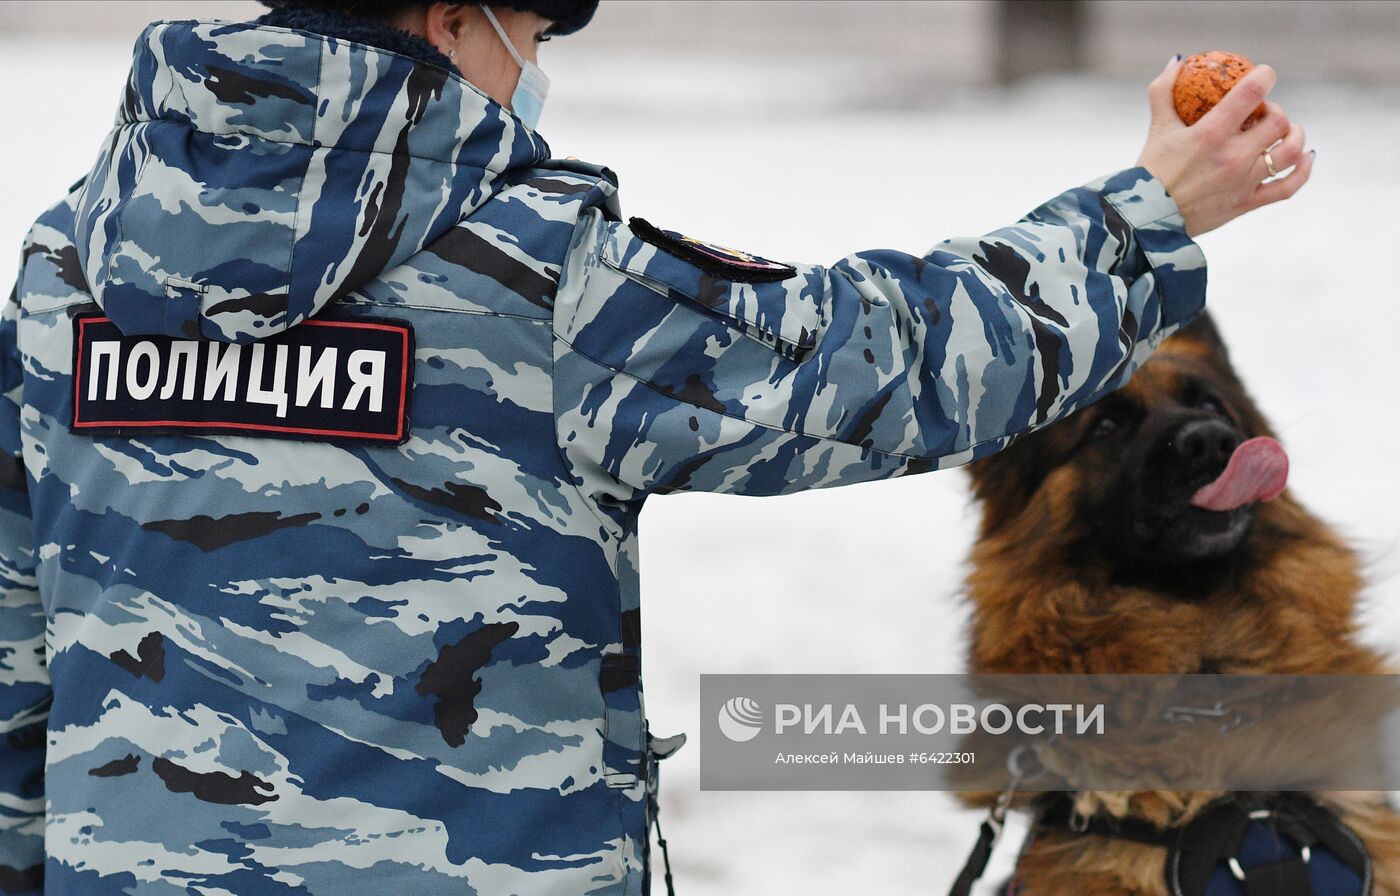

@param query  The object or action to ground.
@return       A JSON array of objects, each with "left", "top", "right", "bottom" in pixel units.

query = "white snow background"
[{"left": 2, "top": 33, "right": 1398, "bottom": 896}]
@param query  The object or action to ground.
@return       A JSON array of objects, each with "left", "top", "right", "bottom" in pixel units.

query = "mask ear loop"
[
  {"left": 479, "top": 3, "right": 551, "bottom": 129},
  {"left": 480, "top": 4, "right": 530, "bottom": 70}
]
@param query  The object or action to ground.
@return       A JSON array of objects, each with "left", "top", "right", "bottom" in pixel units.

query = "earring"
[{"left": 448, "top": 49, "right": 457, "bottom": 60}]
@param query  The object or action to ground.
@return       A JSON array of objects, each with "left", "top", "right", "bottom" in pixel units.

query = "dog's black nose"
[{"left": 1172, "top": 419, "right": 1240, "bottom": 476}]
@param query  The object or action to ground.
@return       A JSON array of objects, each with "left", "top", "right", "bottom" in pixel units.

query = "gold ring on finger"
[{"left": 1263, "top": 148, "right": 1279, "bottom": 178}]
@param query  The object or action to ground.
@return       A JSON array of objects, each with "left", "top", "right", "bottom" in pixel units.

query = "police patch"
[
  {"left": 629, "top": 217, "right": 797, "bottom": 283},
  {"left": 71, "top": 314, "right": 413, "bottom": 444}
]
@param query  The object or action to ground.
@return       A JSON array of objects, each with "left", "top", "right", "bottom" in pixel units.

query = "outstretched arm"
[
  {"left": 553, "top": 166, "right": 1204, "bottom": 507},
  {"left": 551, "top": 59, "right": 1312, "bottom": 516}
]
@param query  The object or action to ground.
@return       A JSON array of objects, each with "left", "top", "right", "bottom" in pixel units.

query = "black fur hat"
[{"left": 258, "top": 1, "right": 600, "bottom": 36}]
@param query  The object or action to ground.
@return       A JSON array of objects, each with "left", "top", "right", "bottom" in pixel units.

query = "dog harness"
[{"left": 1025, "top": 792, "right": 1372, "bottom": 896}]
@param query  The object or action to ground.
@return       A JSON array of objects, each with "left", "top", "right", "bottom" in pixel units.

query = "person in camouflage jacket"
[{"left": 0, "top": 2, "right": 1313, "bottom": 894}]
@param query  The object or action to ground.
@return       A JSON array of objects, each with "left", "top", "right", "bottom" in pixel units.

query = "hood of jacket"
[{"left": 74, "top": 19, "right": 549, "bottom": 343}]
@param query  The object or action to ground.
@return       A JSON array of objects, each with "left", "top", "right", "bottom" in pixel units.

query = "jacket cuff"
[{"left": 1093, "top": 166, "right": 1208, "bottom": 329}]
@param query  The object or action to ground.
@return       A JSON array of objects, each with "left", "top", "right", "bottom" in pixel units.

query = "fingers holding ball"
[
  {"left": 1138, "top": 50, "right": 1313, "bottom": 234},
  {"left": 1172, "top": 51, "right": 1268, "bottom": 128}
]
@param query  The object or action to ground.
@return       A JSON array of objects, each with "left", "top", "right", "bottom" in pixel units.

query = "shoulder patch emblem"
[
  {"left": 71, "top": 314, "right": 413, "bottom": 444},
  {"left": 629, "top": 217, "right": 796, "bottom": 283}
]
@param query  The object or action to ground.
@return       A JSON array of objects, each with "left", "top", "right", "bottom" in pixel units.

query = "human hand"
[{"left": 1135, "top": 56, "right": 1313, "bottom": 237}]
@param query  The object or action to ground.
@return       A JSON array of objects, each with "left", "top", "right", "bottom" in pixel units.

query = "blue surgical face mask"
[{"left": 481, "top": 5, "right": 550, "bottom": 130}]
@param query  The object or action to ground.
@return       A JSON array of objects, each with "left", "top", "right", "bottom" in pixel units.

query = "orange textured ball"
[{"left": 1172, "top": 51, "right": 1266, "bottom": 127}]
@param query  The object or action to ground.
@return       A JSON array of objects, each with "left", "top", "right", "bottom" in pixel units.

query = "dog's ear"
[
  {"left": 1164, "top": 311, "right": 1275, "bottom": 438},
  {"left": 1166, "top": 311, "right": 1233, "bottom": 366},
  {"left": 1163, "top": 312, "right": 1245, "bottom": 387},
  {"left": 1175, "top": 312, "right": 1229, "bottom": 359},
  {"left": 966, "top": 433, "right": 1058, "bottom": 534}
]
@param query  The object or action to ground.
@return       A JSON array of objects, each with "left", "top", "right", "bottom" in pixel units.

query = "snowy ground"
[{"left": 3, "top": 32, "right": 1399, "bottom": 896}]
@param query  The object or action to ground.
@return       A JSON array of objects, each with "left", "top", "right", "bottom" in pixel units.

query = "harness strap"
[
  {"left": 948, "top": 820, "right": 1001, "bottom": 896},
  {"left": 1174, "top": 797, "right": 1254, "bottom": 890},
  {"left": 1241, "top": 857, "right": 1313, "bottom": 896},
  {"left": 1036, "top": 794, "right": 1180, "bottom": 848},
  {"left": 1278, "top": 793, "right": 1370, "bottom": 876}
]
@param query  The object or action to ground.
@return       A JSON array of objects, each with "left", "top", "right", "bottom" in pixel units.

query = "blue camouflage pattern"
[{"left": 0, "top": 17, "right": 1206, "bottom": 896}]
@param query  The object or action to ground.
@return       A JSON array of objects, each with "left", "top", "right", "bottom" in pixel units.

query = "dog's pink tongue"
[{"left": 1190, "top": 437, "right": 1289, "bottom": 512}]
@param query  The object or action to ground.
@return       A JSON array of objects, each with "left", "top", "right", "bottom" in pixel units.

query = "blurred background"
[{"left": 2, "top": 1, "right": 1398, "bottom": 893}]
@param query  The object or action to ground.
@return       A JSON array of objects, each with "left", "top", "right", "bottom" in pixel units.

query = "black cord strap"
[
  {"left": 949, "top": 820, "right": 1002, "bottom": 896},
  {"left": 649, "top": 790, "right": 677, "bottom": 896}
]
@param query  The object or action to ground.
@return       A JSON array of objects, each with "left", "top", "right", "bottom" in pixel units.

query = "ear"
[
  {"left": 1174, "top": 312, "right": 1231, "bottom": 363},
  {"left": 1162, "top": 311, "right": 1245, "bottom": 386},
  {"left": 424, "top": 1, "right": 477, "bottom": 56},
  {"left": 966, "top": 436, "right": 1055, "bottom": 535}
]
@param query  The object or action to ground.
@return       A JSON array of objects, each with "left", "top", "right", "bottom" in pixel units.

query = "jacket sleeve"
[
  {"left": 0, "top": 281, "right": 44, "bottom": 895},
  {"left": 552, "top": 166, "right": 1205, "bottom": 508}
]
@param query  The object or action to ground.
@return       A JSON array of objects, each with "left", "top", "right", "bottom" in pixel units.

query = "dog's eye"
[
  {"left": 1184, "top": 382, "right": 1227, "bottom": 417},
  {"left": 1093, "top": 416, "right": 1121, "bottom": 438}
]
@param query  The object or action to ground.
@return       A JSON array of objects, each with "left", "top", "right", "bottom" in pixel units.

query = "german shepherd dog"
[{"left": 962, "top": 315, "right": 1400, "bottom": 895}]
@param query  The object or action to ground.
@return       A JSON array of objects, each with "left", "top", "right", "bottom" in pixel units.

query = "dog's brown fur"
[{"left": 963, "top": 317, "right": 1400, "bottom": 894}]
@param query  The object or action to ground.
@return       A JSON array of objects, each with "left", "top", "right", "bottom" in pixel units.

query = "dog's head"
[
  {"left": 968, "top": 315, "right": 1290, "bottom": 591},
  {"left": 965, "top": 315, "right": 1380, "bottom": 683}
]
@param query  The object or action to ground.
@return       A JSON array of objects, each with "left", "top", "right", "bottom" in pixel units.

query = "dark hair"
[{"left": 257, "top": 1, "right": 599, "bottom": 36}]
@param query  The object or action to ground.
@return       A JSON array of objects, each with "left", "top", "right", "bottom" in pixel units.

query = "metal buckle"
[
  {"left": 986, "top": 745, "right": 1040, "bottom": 845},
  {"left": 1162, "top": 700, "right": 1254, "bottom": 735}
]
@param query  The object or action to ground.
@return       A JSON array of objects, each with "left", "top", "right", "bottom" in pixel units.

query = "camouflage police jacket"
[{"left": 0, "top": 19, "right": 1206, "bottom": 896}]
